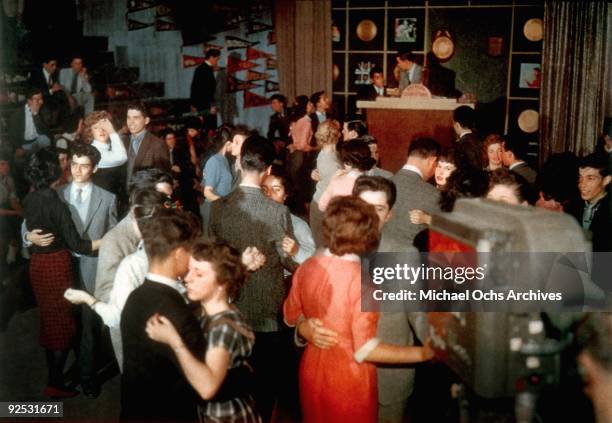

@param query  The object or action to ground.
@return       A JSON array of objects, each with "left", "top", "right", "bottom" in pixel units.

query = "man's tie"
[
  {"left": 47, "top": 74, "right": 53, "bottom": 88},
  {"left": 71, "top": 71, "right": 79, "bottom": 94},
  {"left": 76, "top": 188, "right": 83, "bottom": 204}
]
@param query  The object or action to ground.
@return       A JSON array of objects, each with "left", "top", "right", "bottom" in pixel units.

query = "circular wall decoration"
[
  {"left": 332, "top": 64, "right": 340, "bottom": 81},
  {"left": 523, "top": 18, "right": 543, "bottom": 42},
  {"left": 432, "top": 29, "right": 454, "bottom": 62},
  {"left": 518, "top": 109, "right": 539, "bottom": 133},
  {"left": 356, "top": 20, "right": 377, "bottom": 42}
]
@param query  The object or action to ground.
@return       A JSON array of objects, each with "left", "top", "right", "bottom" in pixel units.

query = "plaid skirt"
[{"left": 29, "top": 250, "right": 76, "bottom": 350}]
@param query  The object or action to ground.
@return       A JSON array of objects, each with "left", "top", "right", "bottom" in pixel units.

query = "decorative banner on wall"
[
  {"left": 127, "top": 0, "right": 157, "bottom": 13},
  {"left": 246, "top": 47, "right": 273, "bottom": 60},
  {"left": 266, "top": 57, "right": 277, "bottom": 70},
  {"left": 227, "top": 75, "right": 259, "bottom": 93},
  {"left": 128, "top": 18, "right": 155, "bottom": 31},
  {"left": 226, "top": 35, "right": 260, "bottom": 50},
  {"left": 265, "top": 80, "right": 279, "bottom": 93},
  {"left": 155, "top": 4, "right": 172, "bottom": 17},
  {"left": 267, "top": 31, "right": 276, "bottom": 45},
  {"left": 246, "top": 69, "right": 269, "bottom": 81},
  {"left": 244, "top": 90, "right": 270, "bottom": 108},
  {"left": 182, "top": 55, "right": 206, "bottom": 68},
  {"left": 156, "top": 18, "right": 177, "bottom": 31},
  {"left": 247, "top": 21, "right": 273, "bottom": 35},
  {"left": 227, "top": 56, "right": 258, "bottom": 73},
  {"left": 204, "top": 43, "right": 224, "bottom": 53}
]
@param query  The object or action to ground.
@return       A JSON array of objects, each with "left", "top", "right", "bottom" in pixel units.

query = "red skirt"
[{"left": 29, "top": 250, "right": 76, "bottom": 350}]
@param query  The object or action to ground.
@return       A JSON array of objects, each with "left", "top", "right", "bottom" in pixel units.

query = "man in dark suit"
[
  {"left": 380, "top": 137, "right": 441, "bottom": 252},
  {"left": 120, "top": 208, "right": 203, "bottom": 422},
  {"left": 190, "top": 48, "right": 221, "bottom": 130},
  {"left": 123, "top": 103, "right": 170, "bottom": 184},
  {"left": 7, "top": 88, "right": 51, "bottom": 156},
  {"left": 357, "top": 70, "right": 387, "bottom": 101},
  {"left": 452, "top": 105, "right": 483, "bottom": 170},
  {"left": 28, "top": 56, "right": 71, "bottom": 129},
  {"left": 209, "top": 135, "right": 297, "bottom": 420},
  {"left": 502, "top": 136, "right": 537, "bottom": 185}
]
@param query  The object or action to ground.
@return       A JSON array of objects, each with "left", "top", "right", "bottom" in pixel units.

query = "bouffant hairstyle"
[
  {"left": 315, "top": 119, "right": 341, "bottom": 147},
  {"left": 345, "top": 120, "right": 368, "bottom": 138},
  {"left": 190, "top": 239, "right": 247, "bottom": 301},
  {"left": 79, "top": 111, "right": 111, "bottom": 143},
  {"left": 25, "top": 147, "right": 61, "bottom": 190},
  {"left": 488, "top": 168, "right": 534, "bottom": 205},
  {"left": 338, "top": 140, "right": 376, "bottom": 171},
  {"left": 291, "top": 95, "right": 310, "bottom": 122},
  {"left": 127, "top": 168, "right": 173, "bottom": 197},
  {"left": 440, "top": 166, "right": 489, "bottom": 212},
  {"left": 141, "top": 208, "right": 201, "bottom": 261},
  {"left": 322, "top": 196, "right": 380, "bottom": 256},
  {"left": 438, "top": 146, "right": 461, "bottom": 167},
  {"left": 131, "top": 188, "right": 166, "bottom": 234}
]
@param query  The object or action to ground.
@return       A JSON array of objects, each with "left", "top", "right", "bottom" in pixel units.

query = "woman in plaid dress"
[
  {"left": 23, "top": 148, "right": 100, "bottom": 398},
  {"left": 146, "top": 239, "right": 260, "bottom": 423}
]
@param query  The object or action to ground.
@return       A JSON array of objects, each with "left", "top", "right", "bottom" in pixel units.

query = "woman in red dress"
[{"left": 284, "top": 196, "right": 433, "bottom": 422}]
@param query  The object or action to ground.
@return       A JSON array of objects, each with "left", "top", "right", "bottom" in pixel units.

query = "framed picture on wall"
[
  {"left": 512, "top": 6, "right": 544, "bottom": 52},
  {"left": 387, "top": 9, "right": 425, "bottom": 52},
  {"left": 510, "top": 54, "right": 541, "bottom": 97},
  {"left": 332, "top": 10, "right": 346, "bottom": 50},
  {"left": 518, "top": 63, "right": 541, "bottom": 89},
  {"left": 348, "top": 10, "right": 385, "bottom": 51},
  {"left": 348, "top": 54, "right": 383, "bottom": 92},
  {"left": 394, "top": 18, "right": 418, "bottom": 43}
]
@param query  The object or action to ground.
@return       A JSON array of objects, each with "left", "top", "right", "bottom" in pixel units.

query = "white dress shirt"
[
  {"left": 402, "top": 163, "right": 424, "bottom": 179},
  {"left": 23, "top": 104, "right": 38, "bottom": 140}
]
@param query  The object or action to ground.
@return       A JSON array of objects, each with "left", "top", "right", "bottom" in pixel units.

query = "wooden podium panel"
[{"left": 358, "top": 99, "right": 473, "bottom": 173}]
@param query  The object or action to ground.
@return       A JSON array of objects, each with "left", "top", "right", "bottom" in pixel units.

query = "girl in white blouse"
[{"left": 79, "top": 111, "right": 128, "bottom": 195}]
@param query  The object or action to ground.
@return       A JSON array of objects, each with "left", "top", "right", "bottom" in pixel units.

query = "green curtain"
[{"left": 540, "top": 1, "right": 609, "bottom": 162}]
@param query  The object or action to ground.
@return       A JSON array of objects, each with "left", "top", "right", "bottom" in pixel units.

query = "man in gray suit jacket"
[
  {"left": 381, "top": 137, "right": 441, "bottom": 252},
  {"left": 209, "top": 135, "right": 297, "bottom": 421},
  {"left": 396, "top": 51, "right": 424, "bottom": 93}
]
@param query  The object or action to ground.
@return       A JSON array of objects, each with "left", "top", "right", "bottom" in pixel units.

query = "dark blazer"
[
  {"left": 570, "top": 194, "right": 612, "bottom": 253},
  {"left": 380, "top": 168, "right": 440, "bottom": 252},
  {"left": 510, "top": 162, "right": 537, "bottom": 185},
  {"left": 120, "top": 280, "right": 204, "bottom": 422},
  {"left": 190, "top": 62, "right": 216, "bottom": 111},
  {"left": 267, "top": 111, "right": 290, "bottom": 142},
  {"left": 28, "top": 68, "right": 57, "bottom": 96},
  {"left": 457, "top": 132, "right": 483, "bottom": 170},
  {"left": 7, "top": 105, "right": 50, "bottom": 150},
  {"left": 124, "top": 131, "right": 171, "bottom": 178},
  {"left": 357, "top": 84, "right": 386, "bottom": 101},
  {"left": 209, "top": 186, "right": 296, "bottom": 332}
]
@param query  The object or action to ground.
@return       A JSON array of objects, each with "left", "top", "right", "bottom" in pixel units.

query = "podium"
[{"left": 357, "top": 98, "right": 474, "bottom": 173}]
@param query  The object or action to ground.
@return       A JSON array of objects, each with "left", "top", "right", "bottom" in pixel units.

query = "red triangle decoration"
[
  {"left": 246, "top": 69, "right": 269, "bottom": 81},
  {"left": 266, "top": 57, "right": 277, "bottom": 70},
  {"left": 267, "top": 31, "right": 276, "bottom": 46},
  {"left": 227, "top": 56, "right": 259, "bottom": 74},
  {"left": 155, "top": 18, "right": 177, "bottom": 31},
  {"left": 246, "top": 47, "right": 273, "bottom": 60},
  {"left": 244, "top": 90, "right": 270, "bottom": 108},
  {"left": 265, "top": 80, "right": 280, "bottom": 93}
]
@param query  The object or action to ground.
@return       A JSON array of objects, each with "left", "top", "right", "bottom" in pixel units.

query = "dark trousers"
[
  {"left": 286, "top": 150, "right": 315, "bottom": 214},
  {"left": 250, "top": 330, "right": 301, "bottom": 422}
]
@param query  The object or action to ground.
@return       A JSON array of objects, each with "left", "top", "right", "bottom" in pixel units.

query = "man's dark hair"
[
  {"left": 453, "top": 105, "right": 476, "bottom": 130},
  {"left": 131, "top": 188, "right": 165, "bottom": 221},
  {"left": 270, "top": 94, "right": 287, "bottom": 106},
  {"left": 41, "top": 55, "right": 57, "bottom": 65},
  {"left": 26, "top": 87, "right": 43, "bottom": 100},
  {"left": 372, "top": 70, "right": 384, "bottom": 77},
  {"left": 397, "top": 51, "right": 416, "bottom": 62},
  {"left": 240, "top": 135, "right": 275, "bottom": 172},
  {"left": 185, "top": 117, "right": 202, "bottom": 131},
  {"left": 577, "top": 313, "right": 612, "bottom": 372},
  {"left": 291, "top": 95, "right": 310, "bottom": 122},
  {"left": 440, "top": 167, "right": 489, "bottom": 212},
  {"left": 408, "top": 137, "right": 441, "bottom": 159},
  {"left": 128, "top": 168, "right": 174, "bottom": 196},
  {"left": 338, "top": 140, "right": 376, "bottom": 171},
  {"left": 346, "top": 120, "right": 368, "bottom": 137},
  {"left": 126, "top": 102, "right": 149, "bottom": 118},
  {"left": 502, "top": 137, "right": 528, "bottom": 161},
  {"left": 210, "top": 130, "right": 231, "bottom": 153},
  {"left": 353, "top": 175, "right": 397, "bottom": 209},
  {"left": 310, "top": 91, "right": 326, "bottom": 108},
  {"left": 141, "top": 208, "right": 201, "bottom": 261},
  {"left": 579, "top": 153, "right": 610, "bottom": 177},
  {"left": 25, "top": 147, "right": 61, "bottom": 190},
  {"left": 70, "top": 142, "right": 101, "bottom": 167},
  {"left": 537, "top": 152, "right": 580, "bottom": 207},
  {"left": 70, "top": 54, "right": 84, "bottom": 62},
  {"left": 204, "top": 48, "right": 221, "bottom": 59}
]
